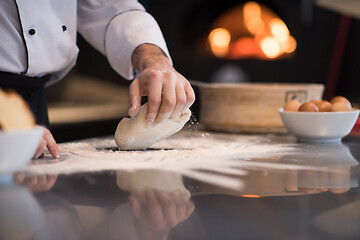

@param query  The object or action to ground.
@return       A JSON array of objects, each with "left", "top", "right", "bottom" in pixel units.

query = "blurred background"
[{"left": 46, "top": 0, "right": 360, "bottom": 142}]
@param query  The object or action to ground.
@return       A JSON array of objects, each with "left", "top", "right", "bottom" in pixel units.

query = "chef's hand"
[
  {"left": 33, "top": 126, "right": 59, "bottom": 159},
  {"left": 13, "top": 172, "right": 58, "bottom": 192},
  {"left": 129, "top": 44, "right": 195, "bottom": 124},
  {"left": 129, "top": 189, "right": 195, "bottom": 240}
]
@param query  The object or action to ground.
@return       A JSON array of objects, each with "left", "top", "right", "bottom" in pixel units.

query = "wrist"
[{"left": 132, "top": 44, "right": 171, "bottom": 72}]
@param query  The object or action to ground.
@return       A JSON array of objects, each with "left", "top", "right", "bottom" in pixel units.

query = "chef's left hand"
[
  {"left": 128, "top": 44, "right": 195, "bottom": 124},
  {"left": 13, "top": 172, "right": 58, "bottom": 192},
  {"left": 33, "top": 126, "right": 59, "bottom": 159}
]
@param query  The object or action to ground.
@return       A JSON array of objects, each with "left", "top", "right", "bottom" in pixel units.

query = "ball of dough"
[
  {"left": 116, "top": 170, "right": 191, "bottom": 200},
  {"left": 114, "top": 103, "right": 191, "bottom": 150}
]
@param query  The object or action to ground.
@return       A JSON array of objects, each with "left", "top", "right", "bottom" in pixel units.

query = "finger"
[
  {"left": 43, "top": 128, "right": 59, "bottom": 159},
  {"left": 23, "top": 175, "right": 38, "bottom": 187},
  {"left": 184, "top": 201, "right": 195, "bottom": 220},
  {"left": 44, "top": 174, "right": 57, "bottom": 189},
  {"left": 13, "top": 172, "right": 25, "bottom": 184},
  {"left": 155, "top": 81, "right": 176, "bottom": 123},
  {"left": 170, "top": 85, "right": 186, "bottom": 118},
  {"left": 128, "top": 79, "right": 141, "bottom": 116},
  {"left": 36, "top": 174, "right": 47, "bottom": 185},
  {"left": 47, "top": 174, "right": 57, "bottom": 182},
  {"left": 183, "top": 82, "right": 196, "bottom": 110},
  {"left": 33, "top": 138, "right": 47, "bottom": 159},
  {"left": 146, "top": 75, "right": 163, "bottom": 123},
  {"left": 129, "top": 195, "right": 142, "bottom": 218},
  {"left": 145, "top": 189, "right": 164, "bottom": 226},
  {"left": 28, "top": 174, "right": 57, "bottom": 192},
  {"left": 175, "top": 198, "right": 187, "bottom": 219},
  {"left": 155, "top": 190, "right": 177, "bottom": 228}
]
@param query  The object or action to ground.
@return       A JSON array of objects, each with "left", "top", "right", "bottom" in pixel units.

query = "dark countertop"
[{"left": 1, "top": 132, "right": 359, "bottom": 240}]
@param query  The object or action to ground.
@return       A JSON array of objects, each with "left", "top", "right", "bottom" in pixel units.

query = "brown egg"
[
  {"left": 299, "top": 102, "right": 319, "bottom": 112},
  {"left": 310, "top": 99, "right": 322, "bottom": 106},
  {"left": 330, "top": 187, "right": 350, "bottom": 194},
  {"left": 318, "top": 101, "right": 332, "bottom": 112},
  {"left": 283, "top": 99, "right": 301, "bottom": 112},
  {"left": 330, "top": 101, "right": 352, "bottom": 111},
  {"left": 311, "top": 100, "right": 332, "bottom": 112},
  {"left": 330, "top": 96, "right": 349, "bottom": 104}
]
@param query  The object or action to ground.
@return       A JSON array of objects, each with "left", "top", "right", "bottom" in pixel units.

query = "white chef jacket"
[{"left": 0, "top": 0, "right": 171, "bottom": 86}]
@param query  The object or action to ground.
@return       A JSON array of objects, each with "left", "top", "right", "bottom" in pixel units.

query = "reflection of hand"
[
  {"left": 33, "top": 126, "right": 59, "bottom": 159},
  {"left": 285, "top": 167, "right": 351, "bottom": 194},
  {"left": 129, "top": 44, "right": 195, "bottom": 124},
  {"left": 129, "top": 189, "right": 195, "bottom": 240},
  {"left": 13, "top": 172, "right": 57, "bottom": 192}
]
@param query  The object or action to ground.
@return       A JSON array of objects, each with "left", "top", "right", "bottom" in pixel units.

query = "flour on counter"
[{"left": 26, "top": 131, "right": 299, "bottom": 190}]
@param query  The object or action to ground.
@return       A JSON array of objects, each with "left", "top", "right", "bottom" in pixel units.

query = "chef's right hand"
[
  {"left": 128, "top": 44, "right": 195, "bottom": 124},
  {"left": 129, "top": 189, "right": 195, "bottom": 240},
  {"left": 33, "top": 126, "right": 59, "bottom": 159}
]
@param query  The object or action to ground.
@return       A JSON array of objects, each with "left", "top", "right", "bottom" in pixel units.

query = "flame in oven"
[
  {"left": 208, "top": 28, "right": 231, "bottom": 57},
  {"left": 208, "top": 1, "right": 297, "bottom": 59}
]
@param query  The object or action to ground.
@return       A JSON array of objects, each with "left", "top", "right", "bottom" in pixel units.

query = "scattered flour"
[{"left": 26, "top": 130, "right": 339, "bottom": 190}]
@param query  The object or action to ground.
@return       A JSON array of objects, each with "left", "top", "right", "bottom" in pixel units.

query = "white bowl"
[
  {"left": 279, "top": 108, "right": 360, "bottom": 143},
  {"left": 0, "top": 127, "right": 44, "bottom": 174}
]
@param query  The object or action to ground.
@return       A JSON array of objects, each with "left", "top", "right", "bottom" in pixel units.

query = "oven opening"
[{"left": 207, "top": 1, "right": 297, "bottom": 60}]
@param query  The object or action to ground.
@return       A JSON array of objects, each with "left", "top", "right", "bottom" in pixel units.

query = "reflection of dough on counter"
[
  {"left": 116, "top": 170, "right": 191, "bottom": 200},
  {"left": 114, "top": 103, "right": 191, "bottom": 150}
]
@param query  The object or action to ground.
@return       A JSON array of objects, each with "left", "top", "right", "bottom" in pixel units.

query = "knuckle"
[
  {"left": 163, "top": 70, "right": 174, "bottom": 78},
  {"left": 39, "top": 139, "right": 47, "bottom": 148},
  {"left": 187, "top": 92, "right": 196, "bottom": 103},
  {"left": 48, "top": 141, "right": 56, "bottom": 148},
  {"left": 190, "top": 94, "right": 196, "bottom": 103},
  {"left": 148, "top": 70, "right": 162, "bottom": 79},
  {"left": 177, "top": 96, "right": 186, "bottom": 106},
  {"left": 162, "top": 97, "right": 176, "bottom": 108},
  {"left": 184, "top": 80, "right": 192, "bottom": 88},
  {"left": 44, "top": 128, "right": 51, "bottom": 136},
  {"left": 149, "top": 98, "right": 161, "bottom": 107}
]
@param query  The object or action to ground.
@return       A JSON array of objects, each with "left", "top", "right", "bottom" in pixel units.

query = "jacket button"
[
  {"left": 62, "top": 25, "right": 67, "bottom": 31},
  {"left": 29, "top": 29, "right": 36, "bottom": 35}
]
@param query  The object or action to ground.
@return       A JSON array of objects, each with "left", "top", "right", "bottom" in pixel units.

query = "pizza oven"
[{"left": 145, "top": 0, "right": 360, "bottom": 101}]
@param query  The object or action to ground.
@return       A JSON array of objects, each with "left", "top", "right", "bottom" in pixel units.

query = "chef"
[{"left": 0, "top": 0, "right": 195, "bottom": 158}]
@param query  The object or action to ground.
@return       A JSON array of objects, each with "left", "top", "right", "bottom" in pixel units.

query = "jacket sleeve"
[{"left": 77, "top": 0, "right": 171, "bottom": 80}]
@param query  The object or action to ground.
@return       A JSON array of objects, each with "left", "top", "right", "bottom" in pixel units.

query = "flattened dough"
[{"left": 115, "top": 103, "right": 191, "bottom": 150}]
